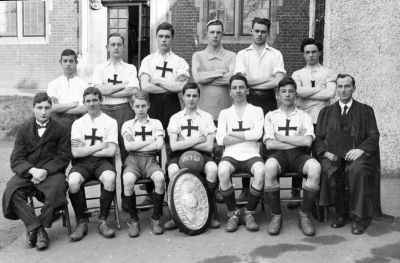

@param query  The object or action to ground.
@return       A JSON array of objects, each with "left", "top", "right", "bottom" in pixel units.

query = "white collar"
[
  {"left": 36, "top": 120, "right": 49, "bottom": 128},
  {"left": 339, "top": 99, "right": 353, "bottom": 111}
]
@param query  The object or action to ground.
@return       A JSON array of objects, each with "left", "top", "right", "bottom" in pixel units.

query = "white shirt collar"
[
  {"left": 156, "top": 49, "right": 173, "bottom": 59},
  {"left": 339, "top": 99, "right": 353, "bottom": 112},
  {"left": 183, "top": 107, "right": 200, "bottom": 116},
  {"left": 106, "top": 59, "right": 125, "bottom": 66},
  {"left": 277, "top": 107, "right": 299, "bottom": 116},
  {"left": 246, "top": 43, "right": 272, "bottom": 51},
  {"left": 133, "top": 115, "right": 150, "bottom": 124},
  {"left": 36, "top": 120, "right": 49, "bottom": 128},
  {"left": 62, "top": 75, "right": 77, "bottom": 81}
]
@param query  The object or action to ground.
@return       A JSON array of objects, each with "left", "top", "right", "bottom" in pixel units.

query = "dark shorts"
[
  {"left": 220, "top": 156, "right": 264, "bottom": 174},
  {"left": 69, "top": 156, "right": 116, "bottom": 182},
  {"left": 248, "top": 89, "right": 277, "bottom": 115},
  {"left": 123, "top": 153, "right": 163, "bottom": 179},
  {"left": 268, "top": 148, "right": 313, "bottom": 176},
  {"left": 168, "top": 149, "right": 214, "bottom": 167}
]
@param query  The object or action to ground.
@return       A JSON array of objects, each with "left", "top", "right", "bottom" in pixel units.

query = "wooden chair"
[
  {"left": 274, "top": 172, "right": 324, "bottom": 221},
  {"left": 231, "top": 172, "right": 266, "bottom": 212},
  {"left": 28, "top": 196, "right": 72, "bottom": 234},
  {"left": 81, "top": 179, "right": 121, "bottom": 229}
]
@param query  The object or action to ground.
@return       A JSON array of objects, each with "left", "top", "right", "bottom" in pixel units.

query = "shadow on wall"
[{"left": 15, "top": 79, "right": 38, "bottom": 90}]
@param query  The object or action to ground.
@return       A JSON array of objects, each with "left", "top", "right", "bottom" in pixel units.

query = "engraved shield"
[{"left": 167, "top": 168, "right": 211, "bottom": 235}]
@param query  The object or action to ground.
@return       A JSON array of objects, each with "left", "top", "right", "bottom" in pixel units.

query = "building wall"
[
  {"left": 170, "top": 0, "right": 311, "bottom": 77},
  {"left": 324, "top": 0, "right": 400, "bottom": 176},
  {"left": 0, "top": 0, "right": 79, "bottom": 90}
]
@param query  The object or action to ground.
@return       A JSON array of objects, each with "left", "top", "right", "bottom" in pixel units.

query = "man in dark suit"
[
  {"left": 314, "top": 74, "right": 380, "bottom": 234},
  {"left": 2, "top": 92, "right": 71, "bottom": 250}
]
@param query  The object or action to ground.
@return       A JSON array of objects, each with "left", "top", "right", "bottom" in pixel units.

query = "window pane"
[
  {"left": 23, "top": 0, "right": 45, "bottom": 36},
  {"left": 110, "top": 9, "right": 118, "bottom": 18},
  {"left": 110, "top": 19, "right": 118, "bottom": 28},
  {"left": 208, "top": 0, "right": 234, "bottom": 35},
  {"left": 241, "top": 0, "right": 270, "bottom": 35},
  {"left": 118, "top": 19, "right": 126, "bottom": 28},
  {"left": 0, "top": 1, "right": 17, "bottom": 36}
]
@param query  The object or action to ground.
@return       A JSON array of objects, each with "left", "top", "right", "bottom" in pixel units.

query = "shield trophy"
[{"left": 167, "top": 168, "right": 211, "bottom": 235}]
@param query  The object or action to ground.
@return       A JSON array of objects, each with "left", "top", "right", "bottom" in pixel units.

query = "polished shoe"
[
  {"left": 237, "top": 187, "right": 249, "bottom": 202},
  {"left": 164, "top": 219, "right": 177, "bottom": 230},
  {"left": 287, "top": 190, "right": 301, "bottom": 210},
  {"left": 351, "top": 222, "right": 365, "bottom": 235},
  {"left": 215, "top": 190, "right": 224, "bottom": 203},
  {"left": 244, "top": 212, "right": 259, "bottom": 231},
  {"left": 151, "top": 219, "right": 164, "bottom": 235},
  {"left": 268, "top": 214, "right": 282, "bottom": 235},
  {"left": 127, "top": 219, "right": 140, "bottom": 238},
  {"left": 331, "top": 217, "right": 347, "bottom": 228},
  {"left": 98, "top": 220, "right": 116, "bottom": 238},
  {"left": 225, "top": 215, "right": 239, "bottom": 232},
  {"left": 299, "top": 211, "right": 315, "bottom": 236},
  {"left": 36, "top": 227, "right": 49, "bottom": 250},
  {"left": 26, "top": 229, "right": 37, "bottom": 248},
  {"left": 70, "top": 220, "right": 88, "bottom": 242}
]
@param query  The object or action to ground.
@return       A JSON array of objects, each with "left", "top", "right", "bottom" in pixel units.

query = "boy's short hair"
[
  {"left": 206, "top": 19, "right": 224, "bottom": 32},
  {"left": 60, "top": 49, "right": 78, "bottom": 62},
  {"left": 107, "top": 32, "right": 125, "bottom": 45},
  {"left": 251, "top": 17, "right": 271, "bottom": 31},
  {"left": 133, "top": 90, "right": 150, "bottom": 103},
  {"left": 229, "top": 73, "right": 249, "bottom": 89},
  {"left": 33, "top": 92, "right": 52, "bottom": 106},
  {"left": 83, "top": 87, "right": 103, "bottom": 101},
  {"left": 276, "top": 77, "right": 297, "bottom": 92},
  {"left": 182, "top": 82, "right": 200, "bottom": 96},
  {"left": 300, "top": 38, "right": 323, "bottom": 52},
  {"left": 156, "top": 22, "right": 175, "bottom": 37}
]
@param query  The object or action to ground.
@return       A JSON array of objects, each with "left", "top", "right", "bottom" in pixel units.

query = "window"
[
  {"left": 0, "top": 2, "right": 17, "bottom": 36},
  {"left": 23, "top": 1, "right": 45, "bottom": 37},
  {"left": 208, "top": 0, "right": 235, "bottom": 35},
  {"left": 207, "top": 0, "right": 271, "bottom": 37},
  {"left": 0, "top": 0, "right": 48, "bottom": 43}
]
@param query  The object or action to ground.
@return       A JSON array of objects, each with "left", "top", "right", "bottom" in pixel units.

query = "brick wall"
[
  {"left": 274, "top": 0, "right": 310, "bottom": 76},
  {"left": 0, "top": 0, "right": 79, "bottom": 90},
  {"left": 170, "top": 0, "right": 310, "bottom": 78}
]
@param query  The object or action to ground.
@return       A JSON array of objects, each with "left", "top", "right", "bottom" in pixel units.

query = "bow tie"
[{"left": 37, "top": 124, "right": 47, "bottom": 129}]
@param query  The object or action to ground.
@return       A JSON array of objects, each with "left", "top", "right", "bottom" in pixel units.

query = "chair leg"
[
  {"left": 64, "top": 203, "right": 72, "bottom": 234},
  {"left": 324, "top": 207, "right": 329, "bottom": 222},
  {"left": 113, "top": 193, "right": 121, "bottom": 229}
]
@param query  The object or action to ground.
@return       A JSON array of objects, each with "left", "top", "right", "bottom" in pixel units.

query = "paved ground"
[{"left": 0, "top": 140, "right": 399, "bottom": 263}]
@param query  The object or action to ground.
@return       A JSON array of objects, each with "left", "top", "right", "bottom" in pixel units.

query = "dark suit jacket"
[
  {"left": 314, "top": 100, "right": 382, "bottom": 216},
  {"left": 2, "top": 117, "right": 71, "bottom": 220}
]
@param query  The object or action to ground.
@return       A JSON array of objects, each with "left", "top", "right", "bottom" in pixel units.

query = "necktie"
[{"left": 343, "top": 105, "right": 348, "bottom": 116}]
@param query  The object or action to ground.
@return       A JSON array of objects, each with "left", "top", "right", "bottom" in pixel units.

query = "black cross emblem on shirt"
[
  {"left": 278, "top": 119, "right": 297, "bottom": 136},
  {"left": 156, "top": 61, "right": 173, "bottom": 78},
  {"left": 84, "top": 128, "right": 103, "bottom": 146},
  {"left": 232, "top": 121, "right": 250, "bottom": 132},
  {"left": 135, "top": 126, "right": 152, "bottom": 141},
  {"left": 108, "top": 74, "right": 122, "bottom": 85},
  {"left": 181, "top": 119, "right": 198, "bottom": 137},
  {"left": 311, "top": 80, "right": 316, "bottom": 87}
]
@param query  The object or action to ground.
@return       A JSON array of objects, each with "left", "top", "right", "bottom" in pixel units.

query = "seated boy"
[
  {"left": 216, "top": 74, "right": 265, "bottom": 233},
  {"left": 264, "top": 77, "right": 321, "bottom": 236},
  {"left": 164, "top": 82, "right": 220, "bottom": 230},
  {"left": 121, "top": 90, "right": 165, "bottom": 237}
]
